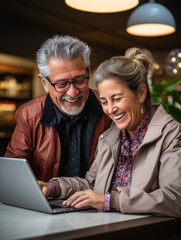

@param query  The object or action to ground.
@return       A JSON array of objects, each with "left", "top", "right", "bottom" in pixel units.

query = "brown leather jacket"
[{"left": 5, "top": 90, "right": 111, "bottom": 181}]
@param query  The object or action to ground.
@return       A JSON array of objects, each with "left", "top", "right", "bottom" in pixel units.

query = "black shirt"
[
  {"left": 54, "top": 103, "right": 89, "bottom": 177},
  {"left": 42, "top": 89, "right": 104, "bottom": 178}
]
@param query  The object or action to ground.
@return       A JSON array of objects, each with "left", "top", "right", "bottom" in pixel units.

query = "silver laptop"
[{"left": 0, "top": 157, "right": 92, "bottom": 214}]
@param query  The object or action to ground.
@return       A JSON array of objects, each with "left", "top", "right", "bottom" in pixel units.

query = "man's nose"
[{"left": 66, "top": 83, "right": 79, "bottom": 97}]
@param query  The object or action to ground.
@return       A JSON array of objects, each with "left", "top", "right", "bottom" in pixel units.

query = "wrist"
[
  {"left": 104, "top": 192, "right": 111, "bottom": 212},
  {"left": 47, "top": 181, "right": 56, "bottom": 197}
]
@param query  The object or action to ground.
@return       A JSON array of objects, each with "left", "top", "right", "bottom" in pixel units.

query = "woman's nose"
[{"left": 107, "top": 103, "right": 117, "bottom": 115}]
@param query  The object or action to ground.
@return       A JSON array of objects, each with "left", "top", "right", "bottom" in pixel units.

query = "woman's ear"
[
  {"left": 38, "top": 74, "right": 49, "bottom": 93},
  {"left": 139, "top": 84, "right": 147, "bottom": 103}
]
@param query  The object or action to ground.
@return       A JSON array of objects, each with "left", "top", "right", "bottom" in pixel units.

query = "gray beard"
[{"left": 61, "top": 101, "right": 85, "bottom": 116}]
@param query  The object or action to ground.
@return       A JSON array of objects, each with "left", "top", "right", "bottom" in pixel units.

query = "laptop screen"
[{"left": 0, "top": 157, "right": 93, "bottom": 214}]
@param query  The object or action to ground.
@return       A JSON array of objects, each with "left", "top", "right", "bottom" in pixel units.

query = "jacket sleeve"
[
  {"left": 111, "top": 124, "right": 181, "bottom": 217},
  {"left": 50, "top": 175, "right": 96, "bottom": 199},
  {"left": 4, "top": 108, "right": 33, "bottom": 163},
  {"left": 50, "top": 145, "right": 103, "bottom": 199}
]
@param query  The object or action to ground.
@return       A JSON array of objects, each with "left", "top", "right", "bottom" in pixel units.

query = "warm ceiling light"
[
  {"left": 127, "top": 1, "right": 176, "bottom": 37},
  {"left": 65, "top": 0, "right": 139, "bottom": 13}
]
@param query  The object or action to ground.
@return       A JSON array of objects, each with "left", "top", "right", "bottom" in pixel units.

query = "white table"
[{"left": 0, "top": 202, "right": 180, "bottom": 240}]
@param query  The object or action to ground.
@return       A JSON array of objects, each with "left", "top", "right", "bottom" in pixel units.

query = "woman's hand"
[
  {"left": 62, "top": 189, "right": 105, "bottom": 210},
  {"left": 38, "top": 180, "right": 51, "bottom": 197}
]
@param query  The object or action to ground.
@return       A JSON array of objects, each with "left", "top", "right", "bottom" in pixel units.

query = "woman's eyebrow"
[
  {"left": 99, "top": 97, "right": 106, "bottom": 100},
  {"left": 99, "top": 93, "right": 124, "bottom": 99},
  {"left": 112, "top": 93, "right": 124, "bottom": 97}
]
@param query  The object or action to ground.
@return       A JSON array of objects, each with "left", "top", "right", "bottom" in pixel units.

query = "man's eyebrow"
[{"left": 54, "top": 74, "right": 87, "bottom": 83}]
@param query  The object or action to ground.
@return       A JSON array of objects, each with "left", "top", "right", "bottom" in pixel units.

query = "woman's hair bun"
[{"left": 125, "top": 47, "right": 153, "bottom": 72}]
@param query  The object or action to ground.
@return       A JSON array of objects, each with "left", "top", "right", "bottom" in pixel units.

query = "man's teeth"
[
  {"left": 113, "top": 113, "right": 125, "bottom": 120},
  {"left": 66, "top": 98, "right": 79, "bottom": 103}
]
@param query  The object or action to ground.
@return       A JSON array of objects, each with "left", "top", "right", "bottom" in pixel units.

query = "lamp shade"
[
  {"left": 127, "top": 3, "right": 176, "bottom": 37},
  {"left": 65, "top": 0, "right": 139, "bottom": 13}
]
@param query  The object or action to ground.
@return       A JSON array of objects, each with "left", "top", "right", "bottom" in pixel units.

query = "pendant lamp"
[
  {"left": 126, "top": 1, "right": 176, "bottom": 37},
  {"left": 65, "top": 0, "right": 139, "bottom": 13}
]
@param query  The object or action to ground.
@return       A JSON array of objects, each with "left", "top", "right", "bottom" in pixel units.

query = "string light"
[{"left": 165, "top": 49, "right": 181, "bottom": 76}]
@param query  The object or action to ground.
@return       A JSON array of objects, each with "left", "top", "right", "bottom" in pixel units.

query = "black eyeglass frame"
[{"left": 44, "top": 74, "right": 90, "bottom": 93}]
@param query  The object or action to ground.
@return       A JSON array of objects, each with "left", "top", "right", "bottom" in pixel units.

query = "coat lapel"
[{"left": 142, "top": 105, "right": 174, "bottom": 146}]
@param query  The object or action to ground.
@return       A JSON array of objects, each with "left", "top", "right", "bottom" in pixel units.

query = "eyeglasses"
[{"left": 44, "top": 75, "right": 89, "bottom": 93}]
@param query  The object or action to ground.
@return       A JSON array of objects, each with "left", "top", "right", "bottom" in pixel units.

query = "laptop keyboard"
[
  {"left": 49, "top": 199, "right": 93, "bottom": 212},
  {"left": 49, "top": 199, "right": 75, "bottom": 209}
]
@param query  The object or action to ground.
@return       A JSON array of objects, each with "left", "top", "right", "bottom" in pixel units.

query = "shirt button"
[
  {"left": 72, "top": 157, "right": 75, "bottom": 161},
  {"left": 71, "top": 142, "right": 74, "bottom": 146}
]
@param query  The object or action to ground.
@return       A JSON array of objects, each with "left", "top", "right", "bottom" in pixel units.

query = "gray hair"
[
  {"left": 94, "top": 47, "right": 153, "bottom": 110},
  {"left": 36, "top": 35, "right": 91, "bottom": 78}
]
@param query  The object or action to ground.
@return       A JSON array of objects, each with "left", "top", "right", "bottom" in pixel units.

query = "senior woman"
[{"left": 38, "top": 48, "right": 181, "bottom": 217}]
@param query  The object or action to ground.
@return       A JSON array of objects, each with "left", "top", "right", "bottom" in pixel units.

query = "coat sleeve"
[
  {"left": 50, "top": 173, "right": 98, "bottom": 199},
  {"left": 50, "top": 150, "right": 100, "bottom": 199},
  {"left": 111, "top": 123, "right": 181, "bottom": 217},
  {"left": 4, "top": 108, "right": 33, "bottom": 163}
]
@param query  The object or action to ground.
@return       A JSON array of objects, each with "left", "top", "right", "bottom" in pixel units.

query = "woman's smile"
[{"left": 112, "top": 112, "right": 126, "bottom": 120}]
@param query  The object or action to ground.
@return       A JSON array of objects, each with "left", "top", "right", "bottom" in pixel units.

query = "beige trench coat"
[{"left": 52, "top": 105, "right": 181, "bottom": 217}]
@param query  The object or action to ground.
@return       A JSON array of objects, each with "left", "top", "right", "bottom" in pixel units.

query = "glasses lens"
[
  {"left": 54, "top": 77, "right": 88, "bottom": 93},
  {"left": 55, "top": 81, "right": 69, "bottom": 93},
  {"left": 74, "top": 77, "right": 88, "bottom": 88}
]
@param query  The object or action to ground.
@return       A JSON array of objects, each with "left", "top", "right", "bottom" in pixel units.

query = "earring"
[{"left": 141, "top": 104, "right": 144, "bottom": 114}]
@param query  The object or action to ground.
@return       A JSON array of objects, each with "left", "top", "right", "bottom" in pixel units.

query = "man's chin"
[{"left": 61, "top": 103, "right": 85, "bottom": 116}]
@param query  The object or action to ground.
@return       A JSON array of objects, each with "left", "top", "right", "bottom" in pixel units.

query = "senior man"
[{"left": 5, "top": 35, "right": 111, "bottom": 181}]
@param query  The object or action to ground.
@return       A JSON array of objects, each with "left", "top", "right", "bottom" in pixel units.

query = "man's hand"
[
  {"left": 38, "top": 180, "right": 51, "bottom": 197},
  {"left": 62, "top": 189, "right": 105, "bottom": 210}
]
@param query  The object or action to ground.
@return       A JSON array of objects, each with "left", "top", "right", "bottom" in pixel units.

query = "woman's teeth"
[{"left": 113, "top": 113, "right": 125, "bottom": 120}]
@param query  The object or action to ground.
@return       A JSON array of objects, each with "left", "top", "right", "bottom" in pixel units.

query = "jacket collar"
[
  {"left": 40, "top": 94, "right": 56, "bottom": 125},
  {"left": 142, "top": 105, "right": 174, "bottom": 145},
  {"left": 87, "top": 89, "right": 103, "bottom": 118},
  {"left": 40, "top": 89, "right": 103, "bottom": 125},
  {"left": 99, "top": 122, "right": 121, "bottom": 147}
]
